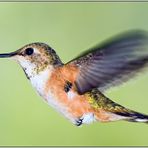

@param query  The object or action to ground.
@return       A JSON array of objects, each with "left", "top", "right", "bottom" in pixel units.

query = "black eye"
[{"left": 25, "top": 48, "right": 34, "bottom": 55}]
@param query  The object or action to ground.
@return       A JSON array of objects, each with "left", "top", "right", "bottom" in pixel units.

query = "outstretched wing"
[{"left": 67, "top": 30, "right": 148, "bottom": 94}]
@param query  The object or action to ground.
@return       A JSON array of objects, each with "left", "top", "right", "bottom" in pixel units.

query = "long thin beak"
[{"left": 0, "top": 51, "right": 17, "bottom": 58}]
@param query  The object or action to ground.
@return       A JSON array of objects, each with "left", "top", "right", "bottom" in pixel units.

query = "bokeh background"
[{"left": 0, "top": 2, "right": 148, "bottom": 146}]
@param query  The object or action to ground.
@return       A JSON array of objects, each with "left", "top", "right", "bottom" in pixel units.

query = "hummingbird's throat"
[
  {"left": 18, "top": 58, "right": 36, "bottom": 79},
  {"left": 29, "top": 66, "right": 54, "bottom": 98},
  {"left": 17, "top": 56, "right": 51, "bottom": 79}
]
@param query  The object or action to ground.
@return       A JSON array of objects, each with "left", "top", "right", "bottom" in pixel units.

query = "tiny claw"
[{"left": 75, "top": 118, "right": 83, "bottom": 126}]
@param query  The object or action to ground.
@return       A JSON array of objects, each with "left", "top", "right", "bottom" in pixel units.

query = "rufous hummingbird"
[{"left": 0, "top": 30, "right": 148, "bottom": 126}]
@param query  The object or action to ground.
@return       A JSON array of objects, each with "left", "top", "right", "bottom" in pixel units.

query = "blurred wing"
[{"left": 67, "top": 30, "right": 148, "bottom": 94}]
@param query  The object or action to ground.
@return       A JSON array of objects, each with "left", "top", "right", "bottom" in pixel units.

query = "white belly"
[{"left": 46, "top": 90, "right": 78, "bottom": 124}]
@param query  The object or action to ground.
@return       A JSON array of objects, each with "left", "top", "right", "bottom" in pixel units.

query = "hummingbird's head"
[{"left": 0, "top": 42, "right": 63, "bottom": 79}]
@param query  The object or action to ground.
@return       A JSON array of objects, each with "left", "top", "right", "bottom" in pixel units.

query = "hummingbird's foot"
[
  {"left": 75, "top": 118, "right": 83, "bottom": 126},
  {"left": 64, "top": 81, "right": 72, "bottom": 93}
]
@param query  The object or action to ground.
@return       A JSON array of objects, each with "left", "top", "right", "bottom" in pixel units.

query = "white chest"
[
  {"left": 29, "top": 68, "right": 69, "bottom": 114},
  {"left": 30, "top": 67, "right": 53, "bottom": 97}
]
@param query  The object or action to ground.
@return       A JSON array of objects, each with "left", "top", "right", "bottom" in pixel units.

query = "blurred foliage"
[{"left": 0, "top": 2, "right": 147, "bottom": 146}]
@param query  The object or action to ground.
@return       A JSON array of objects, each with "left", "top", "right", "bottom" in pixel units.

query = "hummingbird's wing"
[{"left": 67, "top": 30, "right": 148, "bottom": 94}]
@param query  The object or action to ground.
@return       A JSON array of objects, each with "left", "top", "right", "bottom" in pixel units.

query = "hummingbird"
[{"left": 0, "top": 30, "right": 148, "bottom": 126}]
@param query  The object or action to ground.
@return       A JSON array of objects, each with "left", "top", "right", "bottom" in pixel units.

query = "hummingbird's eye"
[{"left": 25, "top": 48, "right": 34, "bottom": 56}]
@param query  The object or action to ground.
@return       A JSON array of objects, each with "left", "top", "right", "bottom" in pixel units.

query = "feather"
[{"left": 67, "top": 30, "right": 148, "bottom": 94}]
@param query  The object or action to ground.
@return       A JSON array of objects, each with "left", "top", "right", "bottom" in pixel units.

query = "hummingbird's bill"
[{"left": 0, "top": 51, "right": 17, "bottom": 58}]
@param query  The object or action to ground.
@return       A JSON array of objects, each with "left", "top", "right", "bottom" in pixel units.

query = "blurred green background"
[{"left": 0, "top": 2, "right": 148, "bottom": 146}]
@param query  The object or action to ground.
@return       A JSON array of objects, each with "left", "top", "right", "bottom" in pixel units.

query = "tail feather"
[
  {"left": 116, "top": 111, "right": 148, "bottom": 123},
  {"left": 126, "top": 112, "right": 148, "bottom": 123}
]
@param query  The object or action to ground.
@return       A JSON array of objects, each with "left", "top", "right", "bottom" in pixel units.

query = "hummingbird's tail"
[
  {"left": 125, "top": 112, "right": 148, "bottom": 123},
  {"left": 115, "top": 110, "right": 148, "bottom": 123},
  {"left": 88, "top": 89, "right": 148, "bottom": 124}
]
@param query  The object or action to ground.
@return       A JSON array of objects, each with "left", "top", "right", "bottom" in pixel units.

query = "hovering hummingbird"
[{"left": 0, "top": 30, "right": 148, "bottom": 126}]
